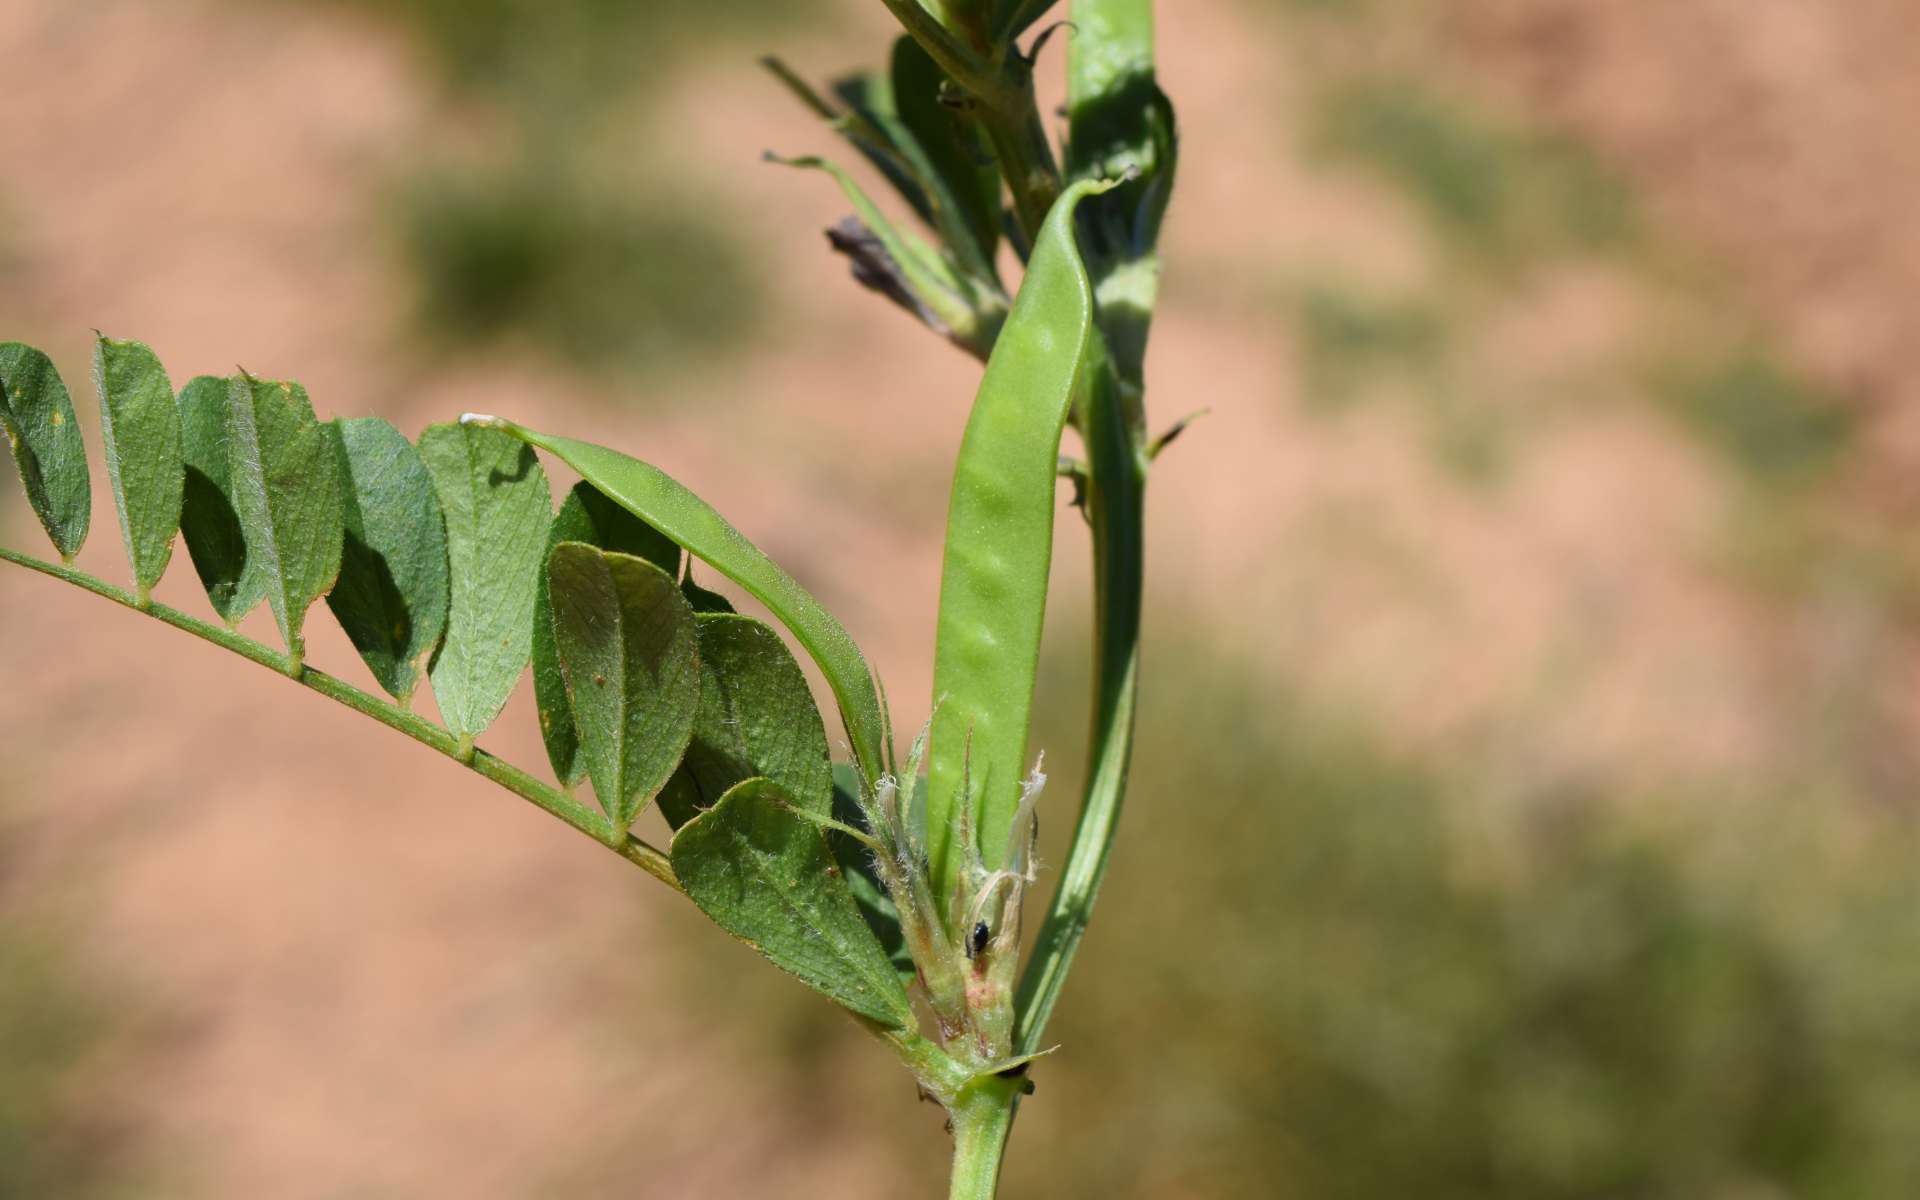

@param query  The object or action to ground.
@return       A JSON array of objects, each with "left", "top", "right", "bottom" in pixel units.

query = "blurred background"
[{"left": 3, "top": 0, "right": 1919, "bottom": 1195}]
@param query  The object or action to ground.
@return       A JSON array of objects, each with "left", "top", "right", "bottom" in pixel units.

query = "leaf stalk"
[{"left": 0, "top": 545, "right": 681, "bottom": 892}]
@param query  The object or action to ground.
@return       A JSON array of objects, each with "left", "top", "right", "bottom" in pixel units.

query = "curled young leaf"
[
  {"left": 769, "top": 153, "right": 998, "bottom": 357},
  {"left": 226, "top": 373, "right": 343, "bottom": 666},
  {"left": 672, "top": 777, "right": 915, "bottom": 1028},
  {"left": 824, "top": 44, "right": 1004, "bottom": 289},
  {"left": 533, "top": 482, "right": 680, "bottom": 788},
  {"left": 420, "top": 422, "right": 552, "bottom": 748},
  {"left": 0, "top": 343, "right": 91, "bottom": 562},
  {"left": 326, "top": 417, "right": 450, "bottom": 703},
  {"left": 94, "top": 335, "right": 184, "bottom": 605},
  {"left": 546, "top": 542, "right": 699, "bottom": 837}
]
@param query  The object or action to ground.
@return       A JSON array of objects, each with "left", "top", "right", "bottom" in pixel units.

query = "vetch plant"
[{"left": 0, "top": 2, "right": 1175, "bottom": 1194}]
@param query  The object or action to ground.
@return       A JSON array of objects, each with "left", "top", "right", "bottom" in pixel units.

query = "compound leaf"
[
  {"left": 226, "top": 374, "right": 343, "bottom": 664},
  {"left": 420, "top": 422, "right": 551, "bottom": 747},
  {"left": 176, "top": 375, "right": 266, "bottom": 623},
  {"left": 0, "top": 343, "right": 90, "bottom": 562},
  {"left": 472, "top": 415, "right": 891, "bottom": 791},
  {"left": 546, "top": 542, "right": 698, "bottom": 835},
  {"left": 93, "top": 335, "right": 183, "bottom": 604},
  {"left": 534, "top": 482, "right": 680, "bottom": 787},
  {"left": 326, "top": 417, "right": 450, "bottom": 702},
  {"left": 672, "top": 777, "right": 914, "bottom": 1028}
]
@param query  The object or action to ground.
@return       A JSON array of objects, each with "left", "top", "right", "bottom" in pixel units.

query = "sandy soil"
[{"left": 1448, "top": 0, "right": 1920, "bottom": 499}]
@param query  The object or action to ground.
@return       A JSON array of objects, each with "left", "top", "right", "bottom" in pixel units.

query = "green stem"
[
  {"left": 0, "top": 545, "right": 680, "bottom": 891},
  {"left": 874, "top": 1022, "right": 971, "bottom": 1097},
  {"left": 1014, "top": 340, "right": 1145, "bottom": 1054},
  {"left": 978, "top": 94, "right": 1063, "bottom": 245},
  {"left": 866, "top": 1020, "right": 1024, "bottom": 1200},
  {"left": 1006, "top": 0, "right": 1163, "bottom": 1063},
  {"left": 878, "top": 0, "right": 981, "bottom": 85},
  {"left": 947, "top": 1076, "right": 1022, "bottom": 1200}
]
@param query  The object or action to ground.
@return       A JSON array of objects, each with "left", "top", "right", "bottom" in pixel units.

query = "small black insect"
[{"left": 967, "top": 920, "right": 991, "bottom": 959}]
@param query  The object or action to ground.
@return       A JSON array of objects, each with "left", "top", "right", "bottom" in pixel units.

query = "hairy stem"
[
  {"left": 0, "top": 546, "right": 680, "bottom": 890},
  {"left": 947, "top": 1076, "right": 1023, "bottom": 1200}
]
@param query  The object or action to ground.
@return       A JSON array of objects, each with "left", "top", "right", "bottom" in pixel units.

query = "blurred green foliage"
[
  {"left": 0, "top": 938, "right": 121, "bottom": 1198},
  {"left": 647, "top": 626, "right": 1920, "bottom": 1197},
  {"left": 328, "top": 0, "right": 806, "bottom": 103},
  {"left": 1656, "top": 350, "right": 1854, "bottom": 488},
  {"left": 0, "top": 193, "right": 19, "bottom": 277},
  {"left": 0, "top": 192, "right": 19, "bottom": 524},
  {"left": 1309, "top": 81, "right": 1638, "bottom": 268},
  {"left": 1282, "top": 35, "right": 1856, "bottom": 502},
  {"left": 992, "top": 641, "right": 1920, "bottom": 1198},
  {"left": 304, "top": 0, "right": 836, "bottom": 373},
  {"left": 0, "top": 810, "right": 134, "bottom": 1199},
  {"left": 398, "top": 169, "right": 756, "bottom": 368},
  {"left": 1295, "top": 282, "right": 1450, "bottom": 413},
  {"left": 1289, "top": 280, "right": 1510, "bottom": 483},
  {"left": 1277, "top": 59, "right": 1646, "bottom": 484}
]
